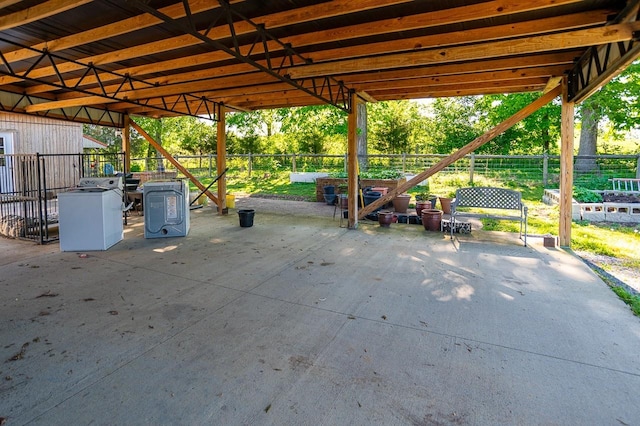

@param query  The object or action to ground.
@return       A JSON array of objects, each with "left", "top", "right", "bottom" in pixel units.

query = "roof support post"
[
  {"left": 347, "top": 91, "right": 362, "bottom": 228},
  {"left": 559, "top": 76, "right": 575, "bottom": 247},
  {"left": 122, "top": 114, "right": 130, "bottom": 172},
  {"left": 216, "top": 104, "right": 227, "bottom": 215}
]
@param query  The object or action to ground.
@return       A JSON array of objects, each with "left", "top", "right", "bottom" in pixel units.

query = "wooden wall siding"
[
  {"left": 0, "top": 112, "right": 83, "bottom": 155},
  {"left": 0, "top": 112, "right": 84, "bottom": 195}
]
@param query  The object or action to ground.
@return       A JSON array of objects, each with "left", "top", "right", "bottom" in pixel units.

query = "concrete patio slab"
[{"left": 1, "top": 201, "right": 639, "bottom": 425}]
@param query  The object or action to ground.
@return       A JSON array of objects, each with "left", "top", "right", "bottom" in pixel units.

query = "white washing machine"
[{"left": 58, "top": 177, "right": 124, "bottom": 251}]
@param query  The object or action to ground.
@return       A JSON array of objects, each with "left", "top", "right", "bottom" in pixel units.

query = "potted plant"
[
  {"left": 438, "top": 190, "right": 456, "bottom": 215},
  {"left": 415, "top": 193, "right": 437, "bottom": 216}
]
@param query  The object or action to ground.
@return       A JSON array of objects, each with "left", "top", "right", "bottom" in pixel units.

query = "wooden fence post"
[
  {"left": 543, "top": 152, "right": 549, "bottom": 186},
  {"left": 469, "top": 153, "right": 475, "bottom": 184}
]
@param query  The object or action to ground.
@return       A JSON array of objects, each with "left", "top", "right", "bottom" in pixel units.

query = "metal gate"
[{"left": 0, "top": 152, "right": 124, "bottom": 243}]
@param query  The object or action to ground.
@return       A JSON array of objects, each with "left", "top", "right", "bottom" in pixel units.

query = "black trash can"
[
  {"left": 238, "top": 209, "right": 255, "bottom": 227},
  {"left": 363, "top": 191, "right": 382, "bottom": 211}
]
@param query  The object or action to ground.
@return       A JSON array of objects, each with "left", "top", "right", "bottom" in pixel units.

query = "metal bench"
[
  {"left": 611, "top": 178, "right": 640, "bottom": 193},
  {"left": 449, "top": 187, "right": 528, "bottom": 246}
]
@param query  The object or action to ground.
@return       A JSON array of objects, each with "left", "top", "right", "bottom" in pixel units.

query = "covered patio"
[
  {"left": 2, "top": 204, "right": 640, "bottom": 424},
  {"left": 2, "top": 1, "right": 640, "bottom": 424}
]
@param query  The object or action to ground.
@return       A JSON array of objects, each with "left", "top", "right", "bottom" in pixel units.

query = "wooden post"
[
  {"left": 130, "top": 119, "right": 218, "bottom": 204},
  {"left": 359, "top": 85, "right": 562, "bottom": 218},
  {"left": 469, "top": 152, "right": 475, "bottom": 184},
  {"left": 217, "top": 105, "right": 227, "bottom": 215},
  {"left": 122, "top": 114, "right": 130, "bottom": 172},
  {"left": 347, "top": 92, "right": 360, "bottom": 228},
  {"left": 559, "top": 77, "right": 575, "bottom": 247}
]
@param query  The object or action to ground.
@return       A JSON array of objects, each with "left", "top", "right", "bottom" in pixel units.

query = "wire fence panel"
[{"left": 129, "top": 153, "right": 639, "bottom": 188}]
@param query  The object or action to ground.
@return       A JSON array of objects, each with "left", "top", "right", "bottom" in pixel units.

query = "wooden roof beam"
[
  {"left": 309, "top": 10, "right": 611, "bottom": 64},
  {"left": 286, "top": 0, "right": 582, "bottom": 49},
  {"left": 287, "top": 22, "right": 640, "bottom": 79},
  {"left": 350, "top": 66, "right": 568, "bottom": 92},
  {"left": 0, "top": 0, "right": 410, "bottom": 86},
  {"left": 0, "top": 0, "right": 91, "bottom": 31},
  {"left": 337, "top": 52, "right": 580, "bottom": 85},
  {"left": 1, "top": 1, "right": 587, "bottom": 91},
  {"left": 1, "top": 0, "right": 243, "bottom": 64},
  {"left": 368, "top": 78, "right": 549, "bottom": 98}
]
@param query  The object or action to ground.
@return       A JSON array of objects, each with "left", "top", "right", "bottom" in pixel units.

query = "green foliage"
[
  {"left": 475, "top": 93, "right": 561, "bottom": 154},
  {"left": 573, "top": 187, "right": 603, "bottom": 203},
  {"left": 328, "top": 169, "right": 403, "bottom": 179},
  {"left": 611, "top": 286, "right": 640, "bottom": 317},
  {"left": 575, "top": 175, "right": 611, "bottom": 191},
  {"left": 368, "top": 101, "right": 421, "bottom": 154},
  {"left": 82, "top": 124, "right": 122, "bottom": 154},
  {"left": 359, "top": 169, "right": 403, "bottom": 179},
  {"left": 580, "top": 61, "right": 640, "bottom": 136},
  {"left": 426, "top": 97, "right": 480, "bottom": 154},
  {"left": 129, "top": 163, "right": 142, "bottom": 172}
]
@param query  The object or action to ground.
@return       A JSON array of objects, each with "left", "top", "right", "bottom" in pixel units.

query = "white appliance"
[
  {"left": 144, "top": 180, "right": 189, "bottom": 238},
  {"left": 58, "top": 177, "right": 124, "bottom": 251}
]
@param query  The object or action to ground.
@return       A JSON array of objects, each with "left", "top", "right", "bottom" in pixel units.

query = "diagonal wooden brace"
[
  {"left": 358, "top": 85, "right": 562, "bottom": 219},
  {"left": 130, "top": 119, "right": 219, "bottom": 205}
]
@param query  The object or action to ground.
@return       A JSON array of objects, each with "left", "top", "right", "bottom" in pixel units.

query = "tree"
[
  {"left": 576, "top": 61, "right": 640, "bottom": 171},
  {"left": 474, "top": 93, "right": 561, "bottom": 154},
  {"left": 177, "top": 117, "right": 216, "bottom": 156},
  {"left": 426, "top": 97, "right": 481, "bottom": 154},
  {"left": 280, "top": 105, "right": 347, "bottom": 153},
  {"left": 368, "top": 101, "right": 421, "bottom": 154}
]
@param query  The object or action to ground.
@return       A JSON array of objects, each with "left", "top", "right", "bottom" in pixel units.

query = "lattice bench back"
[{"left": 455, "top": 187, "right": 522, "bottom": 210}]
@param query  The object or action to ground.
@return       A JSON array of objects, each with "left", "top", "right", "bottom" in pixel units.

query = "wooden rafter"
[
  {"left": 288, "top": 22, "right": 640, "bottom": 79},
  {"left": 0, "top": 0, "right": 91, "bottom": 31},
  {"left": 0, "top": 0, "right": 634, "bottom": 122}
]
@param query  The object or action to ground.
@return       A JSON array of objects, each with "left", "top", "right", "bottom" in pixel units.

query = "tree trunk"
[
  {"left": 575, "top": 104, "right": 599, "bottom": 172},
  {"left": 542, "top": 112, "right": 550, "bottom": 153},
  {"left": 357, "top": 101, "right": 368, "bottom": 171}
]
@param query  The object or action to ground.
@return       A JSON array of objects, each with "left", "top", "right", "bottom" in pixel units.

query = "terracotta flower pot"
[
  {"left": 439, "top": 197, "right": 453, "bottom": 215},
  {"left": 378, "top": 210, "right": 396, "bottom": 227},
  {"left": 415, "top": 201, "right": 430, "bottom": 217},
  {"left": 421, "top": 209, "right": 443, "bottom": 231},
  {"left": 392, "top": 194, "right": 411, "bottom": 213}
]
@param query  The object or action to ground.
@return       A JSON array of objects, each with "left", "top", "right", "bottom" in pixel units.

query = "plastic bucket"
[
  {"left": 238, "top": 209, "right": 255, "bottom": 227},
  {"left": 226, "top": 194, "right": 235, "bottom": 208},
  {"left": 324, "top": 193, "right": 337, "bottom": 205},
  {"left": 363, "top": 190, "right": 381, "bottom": 204}
]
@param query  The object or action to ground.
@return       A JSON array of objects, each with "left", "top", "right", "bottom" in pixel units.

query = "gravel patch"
[{"left": 575, "top": 250, "right": 640, "bottom": 294}]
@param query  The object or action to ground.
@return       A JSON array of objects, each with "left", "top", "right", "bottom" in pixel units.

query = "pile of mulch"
[{"left": 603, "top": 194, "right": 640, "bottom": 203}]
